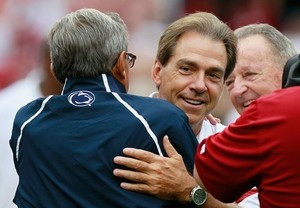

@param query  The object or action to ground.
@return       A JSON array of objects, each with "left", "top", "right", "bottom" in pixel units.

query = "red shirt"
[{"left": 195, "top": 86, "right": 300, "bottom": 208}]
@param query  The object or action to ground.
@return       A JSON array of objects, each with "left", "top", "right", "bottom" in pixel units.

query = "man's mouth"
[
  {"left": 243, "top": 99, "right": 255, "bottom": 108},
  {"left": 183, "top": 98, "right": 205, "bottom": 105}
]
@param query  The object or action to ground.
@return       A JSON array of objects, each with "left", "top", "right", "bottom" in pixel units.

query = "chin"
[
  {"left": 189, "top": 116, "right": 204, "bottom": 126},
  {"left": 239, "top": 108, "right": 245, "bottom": 114}
]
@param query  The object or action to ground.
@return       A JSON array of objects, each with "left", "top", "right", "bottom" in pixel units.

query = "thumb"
[{"left": 163, "top": 135, "right": 179, "bottom": 158}]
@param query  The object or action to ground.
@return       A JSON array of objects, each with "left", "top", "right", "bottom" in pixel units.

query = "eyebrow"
[
  {"left": 176, "top": 59, "right": 198, "bottom": 68},
  {"left": 176, "top": 58, "right": 225, "bottom": 74}
]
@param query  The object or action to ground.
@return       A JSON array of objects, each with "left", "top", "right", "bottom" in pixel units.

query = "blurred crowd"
[{"left": 0, "top": 0, "right": 299, "bottom": 122}]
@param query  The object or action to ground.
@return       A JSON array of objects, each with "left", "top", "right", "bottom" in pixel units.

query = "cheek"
[
  {"left": 229, "top": 91, "right": 240, "bottom": 109},
  {"left": 253, "top": 74, "right": 281, "bottom": 95},
  {"left": 266, "top": 76, "right": 281, "bottom": 91},
  {"left": 208, "top": 84, "right": 223, "bottom": 102},
  {"left": 250, "top": 82, "right": 273, "bottom": 97},
  {"left": 163, "top": 76, "right": 187, "bottom": 93},
  {"left": 159, "top": 81, "right": 177, "bottom": 101}
]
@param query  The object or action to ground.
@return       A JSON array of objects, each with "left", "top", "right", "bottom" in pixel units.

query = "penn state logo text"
[{"left": 68, "top": 90, "right": 95, "bottom": 107}]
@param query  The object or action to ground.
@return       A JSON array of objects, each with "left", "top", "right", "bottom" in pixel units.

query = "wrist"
[{"left": 178, "top": 176, "right": 198, "bottom": 204}]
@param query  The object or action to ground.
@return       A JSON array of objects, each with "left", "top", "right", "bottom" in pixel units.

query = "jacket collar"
[{"left": 61, "top": 74, "right": 126, "bottom": 95}]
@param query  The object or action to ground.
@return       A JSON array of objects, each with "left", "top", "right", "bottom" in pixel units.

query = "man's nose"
[
  {"left": 230, "top": 79, "right": 247, "bottom": 98},
  {"left": 191, "top": 73, "right": 207, "bottom": 93}
]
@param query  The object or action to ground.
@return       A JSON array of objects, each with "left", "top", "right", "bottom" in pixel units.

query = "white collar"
[{"left": 149, "top": 91, "right": 158, "bottom": 98}]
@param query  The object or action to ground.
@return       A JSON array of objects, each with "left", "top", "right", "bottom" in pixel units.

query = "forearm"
[
  {"left": 203, "top": 194, "right": 241, "bottom": 208},
  {"left": 177, "top": 178, "right": 241, "bottom": 208},
  {"left": 177, "top": 179, "right": 241, "bottom": 208},
  {"left": 193, "top": 165, "right": 241, "bottom": 208}
]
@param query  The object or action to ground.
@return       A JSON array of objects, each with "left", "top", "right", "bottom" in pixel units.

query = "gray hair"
[
  {"left": 48, "top": 8, "right": 129, "bottom": 83},
  {"left": 234, "top": 24, "right": 297, "bottom": 69},
  {"left": 157, "top": 12, "right": 237, "bottom": 80}
]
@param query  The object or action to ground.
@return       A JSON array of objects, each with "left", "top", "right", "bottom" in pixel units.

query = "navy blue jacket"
[{"left": 10, "top": 74, "right": 198, "bottom": 208}]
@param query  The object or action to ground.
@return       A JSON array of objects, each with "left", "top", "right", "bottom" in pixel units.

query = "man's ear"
[
  {"left": 50, "top": 62, "right": 61, "bottom": 84},
  {"left": 112, "top": 51, "right": 129, "bottom": 91},
  {"left": 50, "top": 62, "right": 54, "bottom": 77},
  {"left": 152, "top": 59, "right": 162, "bottom": 89}
]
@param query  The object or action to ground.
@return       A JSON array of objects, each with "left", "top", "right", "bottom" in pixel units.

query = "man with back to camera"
[
  {"left": 113, "top": 23, "right": 297, "bottom": 207},
  {"left": 113, "top": 12, "right": 261, "bottom": 207},
  {"left": 9, "top": 8, "right": 199, "bottom": 208}
]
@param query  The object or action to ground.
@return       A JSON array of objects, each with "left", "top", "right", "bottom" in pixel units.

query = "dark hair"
[{"left": 157, "top": 12, "right": 237, "bottom": 80}]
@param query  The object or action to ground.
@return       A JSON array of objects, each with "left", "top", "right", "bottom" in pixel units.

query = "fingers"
[
  {"left": 119, "top": 182, "right": 150, "bottom": 193},
  {"left": 113, "top": 168, "right": 147, "bottom": 183},
  {"left": 215, "top": 117, "right": 221, "bottom": 123},
  {"left": 113, "top": 169, "right": 152, "bottom": 193},
  {"left": 122, "top": 148, "right": 158, "bottom": 163},
  {"left": 162, "top": 135, "right": 179, "bottom": 158},
  {"left": 114, "top": 156, "right": 148, "bottom": 171},
  {"left": 206, "top": 114, "right": 217, "bottom": 125}
]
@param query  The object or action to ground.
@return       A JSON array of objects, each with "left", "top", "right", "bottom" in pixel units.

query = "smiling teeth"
[
  {"left": 184, "top": 98, "right": 202, "bottom": 105},
  {"left": 243, "top": 100, "right": 255, "bottom": 107}
]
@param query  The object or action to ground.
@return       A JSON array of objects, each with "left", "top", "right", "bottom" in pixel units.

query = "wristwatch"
[{"left": 190, "top": 185, "right": 207, "bottom": 207}]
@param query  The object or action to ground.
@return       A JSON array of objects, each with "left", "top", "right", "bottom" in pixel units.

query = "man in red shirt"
[{"left": 194, "top": 84, "right": 300, "bottom": 208}]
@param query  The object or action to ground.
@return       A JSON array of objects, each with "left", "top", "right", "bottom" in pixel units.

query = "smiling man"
[
  {"left": 151, "top": 30, "right": 227, "bottom": 135},
  {"left": 226, "top": 24, "right": 297, "bottom": 114}
]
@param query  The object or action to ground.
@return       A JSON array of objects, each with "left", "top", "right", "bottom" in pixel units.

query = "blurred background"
[{"left": 0, "top": 0, "right": 300, "bottom": 124}]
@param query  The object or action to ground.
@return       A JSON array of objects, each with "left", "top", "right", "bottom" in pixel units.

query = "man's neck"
[
  {"left": 40, "top": 79, "right": 62, "bottom": 96},
  {"left": 191, "top": 120, "right": 203, "bottom": 136}
]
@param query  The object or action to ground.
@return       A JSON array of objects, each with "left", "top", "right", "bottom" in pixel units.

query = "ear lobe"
[
  {"left": 112, "top": 51, "right": 129, "bottom": 90},
  {"left": 152, "top": 59, "right": 162, "bottom": 89},
  {"left": 50, "top": 63, "right": 56, "bottom": 80},
  {"left": 50, "top": 63, "right": 54, "bottom": 76},
  {"left": 50, "top": 63, "right": 63, "bottom": 84}
]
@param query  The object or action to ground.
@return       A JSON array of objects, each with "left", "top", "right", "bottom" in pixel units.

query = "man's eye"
[
  {"left": 209, "top": 73, "right": 221, "bottom": 81},
  {"left": 243, "top": 72, "right": 257, "bottom": 80},
  {"left": 225, "top": 80, "right": 233, "bottom": 87},
  {"left": 210, "top": 73, "right": 220, "bottom": 78},
  {"left": 179, "top": 66, "right": 192, "bottom": 74},
  {"left": 244, "top": 72, "right": 256, "bottom": 77},
  {"left": 180, "top": 66, "right": 190, "bottom": 71}
]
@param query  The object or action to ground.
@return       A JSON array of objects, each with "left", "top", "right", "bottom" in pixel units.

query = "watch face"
[{"left": 193, "top": 188, "right": 207, "bottom": 206}]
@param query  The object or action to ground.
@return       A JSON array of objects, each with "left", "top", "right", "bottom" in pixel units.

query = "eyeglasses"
[
  {"left": 112, "top": 52, "right": 137, "bottom": 69},
  {"left": 126, "top": 53, "right": 137, "bottom": 68}
]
